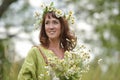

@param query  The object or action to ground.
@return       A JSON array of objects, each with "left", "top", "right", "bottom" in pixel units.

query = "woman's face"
[{"left": 45, "top": 16, "right": 61, "bottom": 40}]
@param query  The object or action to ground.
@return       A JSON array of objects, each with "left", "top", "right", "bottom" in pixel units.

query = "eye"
[
  {"left": 45, "top": 21, "right": 49, "bottom": 24},
  {"left": 53, "top": 20, "right": 59, "bottom": 24}
]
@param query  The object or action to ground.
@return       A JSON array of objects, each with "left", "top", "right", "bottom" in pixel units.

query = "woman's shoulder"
[
  {"left": 32, "top": 45, "right": 45, "bottom": 51},
  {"left": 30, "top": 44, "right": 43, "bottom": 50},
  {"left": 30, "top": 44, "right": 54, "bottom": 56},
  {"left": 30, "top": 45, "right": 49, "bottom": 54},
  {"left": 27, "top": 46, "right": 38, "bottom": 54}
]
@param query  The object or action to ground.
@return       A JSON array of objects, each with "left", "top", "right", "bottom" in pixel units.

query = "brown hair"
[{"left": 39, "top": 11, "right": 77, "bottom": 51}]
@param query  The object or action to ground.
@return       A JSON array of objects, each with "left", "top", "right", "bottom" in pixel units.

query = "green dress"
[{"left": 18, "top": 45, "right": 55, "bottom": 80}]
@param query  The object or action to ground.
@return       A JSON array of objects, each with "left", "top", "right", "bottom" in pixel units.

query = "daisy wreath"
[{"left": 33, "top": 2, "right": 75, "bottom": 30}]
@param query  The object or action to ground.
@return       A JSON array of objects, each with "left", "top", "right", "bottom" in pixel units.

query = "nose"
[{"left": 49, "top": 23, "right": 54, "bottom": 30}]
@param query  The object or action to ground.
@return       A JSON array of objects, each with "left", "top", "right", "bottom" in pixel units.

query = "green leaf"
[{"left": 50, "top": 2, "right": 54, "bottom": 7}]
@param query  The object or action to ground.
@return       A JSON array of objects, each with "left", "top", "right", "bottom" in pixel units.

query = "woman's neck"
[
  {"left": 48, "top": 39, "right": 64, "bottom": 59},
  {"left": 49, "top": 38, "right": 60, "bottom": 49}
]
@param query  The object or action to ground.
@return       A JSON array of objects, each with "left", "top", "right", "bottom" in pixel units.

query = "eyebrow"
[{"left": 45, "top": 18, "right": 59, "bottom": 22}]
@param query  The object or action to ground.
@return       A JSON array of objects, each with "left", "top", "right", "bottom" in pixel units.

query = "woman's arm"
[{"left": 18, "top": 47, "right": 37, "bottom": 80}]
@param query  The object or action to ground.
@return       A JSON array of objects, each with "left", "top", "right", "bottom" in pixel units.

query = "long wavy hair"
[{"left": 39, "top": 11, "right": 77, "bottom": 51}]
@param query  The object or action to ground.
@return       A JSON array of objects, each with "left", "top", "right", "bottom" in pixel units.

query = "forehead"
[
  {"left": 45, "top": 14, "right": 59, "bottom": 21},
  {"left": 45, "top": 12, "right": 56, "bottom": 18},
  {"left": 45, "top": 12, "right": 57, "bottom": 19},
  {"left": 45, "top": 16, "right": 59, "bottom": 21}
]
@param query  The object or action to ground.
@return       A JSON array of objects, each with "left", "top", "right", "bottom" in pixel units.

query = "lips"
[{"left": 49, "top": 31, "right": 56, "bottom": 34}]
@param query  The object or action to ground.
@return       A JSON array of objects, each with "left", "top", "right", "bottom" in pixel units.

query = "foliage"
[
  {"left": 82, "top": 61, "right": 120, "bottom": 80},
  {"left": 0, "top": 39, "right": 23, "bottom": 80},
  {"left": 0, "top": 39, "right": 11, "bottom": 80}
]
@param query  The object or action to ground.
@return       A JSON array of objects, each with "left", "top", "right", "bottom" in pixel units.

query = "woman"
[{"left": 18, "top": 5, "right": 77, "bottom": 80}]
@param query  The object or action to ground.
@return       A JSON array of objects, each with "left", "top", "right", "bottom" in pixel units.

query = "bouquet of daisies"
[{"left": 45, "top": 45, "right": 91, "bottom": 80}]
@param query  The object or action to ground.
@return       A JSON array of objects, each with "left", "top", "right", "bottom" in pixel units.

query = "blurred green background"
[{"left": 0, "top": 0, "right": 120, "bottom": 80}]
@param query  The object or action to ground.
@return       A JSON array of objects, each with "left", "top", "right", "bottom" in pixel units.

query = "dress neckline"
[{"left": 39, "top": 45, "right": 66, "bottom": 59}]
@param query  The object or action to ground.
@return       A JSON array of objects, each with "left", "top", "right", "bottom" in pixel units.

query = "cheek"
[{"left": 45, "top": 26, "right": 48, "bottom": 32}]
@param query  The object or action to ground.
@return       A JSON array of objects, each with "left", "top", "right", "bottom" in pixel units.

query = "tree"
[
  {"left": 0, "top": 0, "right": 34, "bottom": 80},
  {"left": 0, "top": 0, "right": 18, "bottom": 17}
]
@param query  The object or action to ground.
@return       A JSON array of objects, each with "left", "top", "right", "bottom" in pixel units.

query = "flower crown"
[{"left": 33, "top": 2, "right": 75, "bottom": 30}]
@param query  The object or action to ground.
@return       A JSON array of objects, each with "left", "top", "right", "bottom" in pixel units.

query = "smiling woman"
[{"left": 17, "top": 2, "right": 77, "bottom": 80}]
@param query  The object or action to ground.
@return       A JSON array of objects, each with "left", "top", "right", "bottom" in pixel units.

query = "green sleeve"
[{"left": 18, "top": 47, "right": 37, "bottom": 80}]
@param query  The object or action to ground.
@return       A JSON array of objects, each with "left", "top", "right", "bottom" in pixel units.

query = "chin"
[
  {"left": 49, "top": 37, "right": 59, "bottom": 40},
  {"left": 49, "top": 37, "right": 56, "bottom": 40}
]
